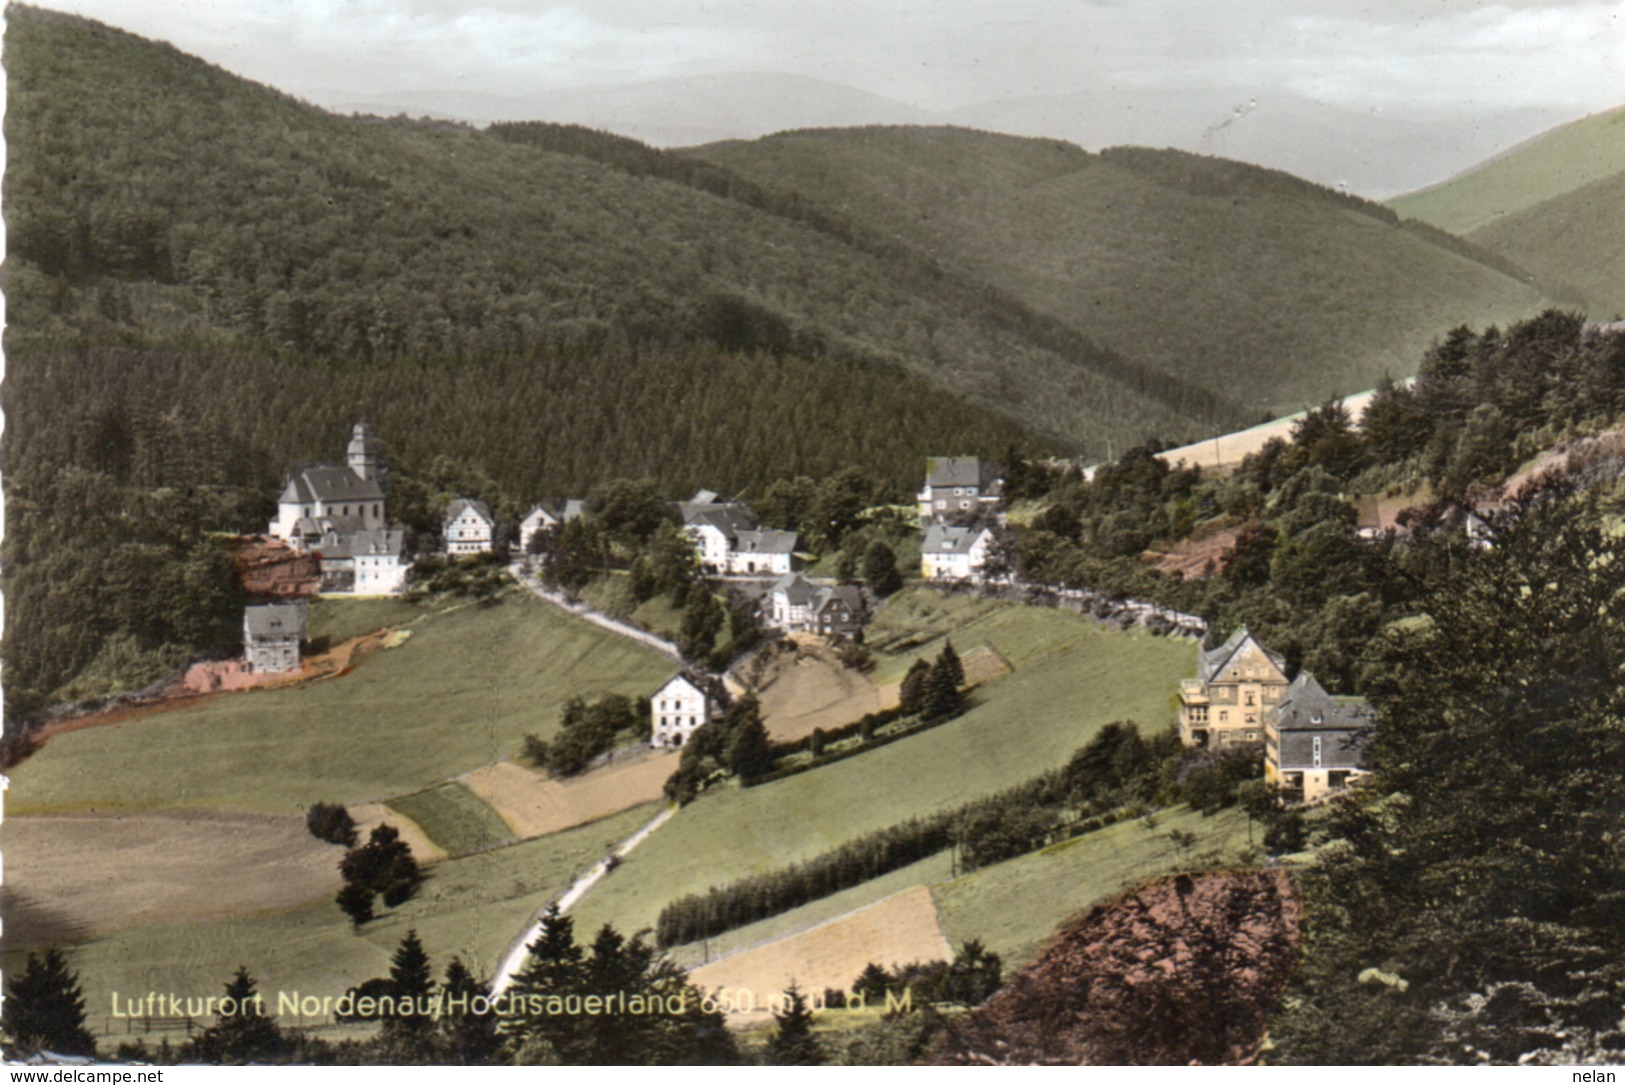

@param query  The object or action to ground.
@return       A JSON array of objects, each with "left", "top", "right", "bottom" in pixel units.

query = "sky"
[{"left": 24, "top": 0, "right": 1625, "bottom": 116}]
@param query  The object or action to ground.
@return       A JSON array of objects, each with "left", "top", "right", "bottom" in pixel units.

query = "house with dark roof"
[
  {"left": 650, "top": 671, "right": 718, "bottom": 748},
  {"left": 921, "top": 523, "right": 995, "bottom": 581},
  {"left": 679, "top": 491, "right": 799, "bottom": 575},
  {"left": 445, "top": 498, "right": 496, "bottom": 555},
  {"left": 917, "top": 457, "right": 1004, "bottom": 524},
  {"left": 1264, "top": 672, "right": 1375, "bottom": 802},
  {"left": 1178, "top": 627, "right": 1291, "bottom": 748},
  {"left": 243, "top": 602, "right": 307, "bottom": 674},
  {"left": 766, "top": 573, "right": 868, "bottom": 636},
  {"left": 314, "top": 528, "right": 410, "bottom": 595}
]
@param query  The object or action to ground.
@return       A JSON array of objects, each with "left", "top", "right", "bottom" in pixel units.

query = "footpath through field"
[
  {"left": 489, "top": 803, "right": 678, "bottom": 996},
  {"left": 510, "top": 563, "right": 684, "bottom": 666}
]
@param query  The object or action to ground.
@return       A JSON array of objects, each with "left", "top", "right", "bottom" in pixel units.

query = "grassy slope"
[
  {"left": 933, "top": 805, "right": 1253, "bottom": 968},
  {"left": 690, "top": 127, "right": 1547, "bottom": 414},
  {"left": 663, "top": 804, "right": 1249, "bottom": 983},
  {"left": 1468, "top": 169, "right": 1625, "bottom": 318},
  {"left": 1389, "top": 105, "right": 1625, "bottom": 235},
  {"left": 7, "top": 592, "right": 671, "bottom": 813},
  {"left": 3, "top": 7, "right": 1203, "bottom": 453},
  {"left": 14, "top": 803, "right": 657, "bottom": 1036},
  {"left": 387, "top": 782, "right": 514, "bottom": 856},
  {"left": 568, "top": 590, "right": 1192, "bottom": 942},
  {"left": 305, "top": 597, "right": 423, "bottom": 648}
]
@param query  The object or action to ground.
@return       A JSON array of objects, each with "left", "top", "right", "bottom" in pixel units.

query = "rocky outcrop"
[{"left": 937, "top": 869, "right": 1300, "bottom": 1066}]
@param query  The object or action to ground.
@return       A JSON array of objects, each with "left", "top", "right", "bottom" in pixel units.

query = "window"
[
  {"left": 1245, "top": 692, "right": 1255, "bottom": 706},
  {"left": 1312, "top": 736, "right": 1323, "bottom": 767},
  {"left": 1219, "top": 711, "right": 1229, "bottom": 723}
]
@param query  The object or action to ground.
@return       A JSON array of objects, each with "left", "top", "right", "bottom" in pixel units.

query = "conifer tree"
[
  {"left": 380, "top": 929, "right": 436, "bottom": 1054},
  {"left": 768, "top": 981, "right": 824, "bottom": 1065},
  {"left": 1, "top": 948, "right": 97, "bottom": 1058},
  {"left": 440, "top": 958, "right": 503, "bottom": 1065},
  {"left": 185, "top": 968, "right": 286, "bottom": 1065},
  {"left": 898, "top": 658, "right": 932, "bottom": 715}
]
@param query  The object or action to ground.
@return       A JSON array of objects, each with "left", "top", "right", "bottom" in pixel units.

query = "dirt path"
[
  {"left": 687, "top": 886, "right": 951, "bottom": 1023},
  {"left": 462, "top": 750, "right": 678, "bottom": 841},
  {"left": 489, "top": 804, "right": 678, "bottom": 996},
  {"left": 510, "top": 563, "right": 684, "bottom": 665},
  {"left": 1, "top": 810, "right": 343, "bottom": 950}
]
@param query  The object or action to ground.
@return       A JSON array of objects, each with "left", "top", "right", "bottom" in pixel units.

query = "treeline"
[
  {"left": 656, "top": 721, "right": 1262, "bottom": 947},
  {"left": 522, "top": 694, "right": 647, "bottom": 778},
  {"left": 1018, "top": 310, "right": 1625, "bottom": 690}
]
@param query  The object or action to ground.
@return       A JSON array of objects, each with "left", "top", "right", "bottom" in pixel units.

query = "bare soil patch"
[
  {"left": 461, "top": 750, "right": 677, "bottom": 841},
  {"left": 688, "top": 886, "right": 950, "bottom": 1023},
  {"left": 1, "top": 810, "right": 343, "bottom": 950},
  {"left": 350, "top": 802, "right": 449, "bottom": 865},
  {"left": 754, "top": 638, "right": 889, "bottom": 743}
]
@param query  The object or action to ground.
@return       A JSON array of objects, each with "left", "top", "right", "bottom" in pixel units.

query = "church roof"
[{"left": 278, "top": 465, "right": 385, "bottom": 505}]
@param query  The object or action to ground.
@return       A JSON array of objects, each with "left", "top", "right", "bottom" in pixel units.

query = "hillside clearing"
[
  {"left": 688, "top": 887, "right": 950, "bottom": 1024},
  {"left": 753, "top": 637, "right": 891, "bottom": 742},
  {"left": 11, "top": 803, "right": 661, "bottom": 1042},
  {"left": 386, "top": 782, "right": 514, "bottom": 856},
  {"left": 7, "top": 592, "right": 671, "bottom": 814},
  {"left": 568, "top": 591, "right": 1192, "bottom": 946},
  {"left": 462, "top": 751, "right": 678, "bottom": 840},
  {"left": 349, "top": 802, "right": 448, "bottom": 865},
  {"left": 1, "top": 811, "right": 341, "bottom": 951}
]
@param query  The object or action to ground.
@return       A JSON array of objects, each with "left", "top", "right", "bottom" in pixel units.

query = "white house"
[
  {"left": 651, "top": 672, "right": 717, "bottom": 749},
  {"left": 918, "top": 457, "right": 1004, "bottom": 524},
  {"left": 352, "top": 529, "right": 411, "bottom": 595},
  {"left": 921, "top": 523, "right": 994, "bottom": 581},
  {"left": 268, "top": 421, "right": 390, "bottom": 550},
  {"left": 726, "top": 529, "right": 798, "bottom": 575},
  {"left": 766, "top": 574, "right": 867, "bottom": 636},
  {"left": 519, "top": 499, "right": 587, "bottom": 552},
  {"left": 243, "top": 602, "right": 307, "bottom": 674},
  {"left": 678, "top": 493, "right": 799, "bottom": 575},
  {"left": 445, "top": 498, "right": 496, "bottom": 555}
]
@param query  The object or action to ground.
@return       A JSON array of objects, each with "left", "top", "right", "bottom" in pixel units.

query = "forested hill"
[
  {"left": 688, "top": 127, "right": 1553, "bottom": 414},
  {"left": 2, "top": 4, "right": 1240, "bottom": 459}
]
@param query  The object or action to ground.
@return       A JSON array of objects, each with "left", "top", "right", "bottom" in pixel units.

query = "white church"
[{"left": 268, "top": 422, "right": 410, "bottom": 595}]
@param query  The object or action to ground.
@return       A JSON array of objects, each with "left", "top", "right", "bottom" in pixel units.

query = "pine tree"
[
  {"left": 898, "top": 658, "right": 932, "bottom": 715},
  {"left": 938, "top": 640, "right": 965, "bottom": 690},
  {"left": 922, "top": 649, "right": 965, "bottom": 722},
  {"left": 505, "top": 904, "right": 588, "bottom": 1061},
  {"left": 380, "top": 929, "right": 436, "bottom": 1055},
  {"left": 1, "top": 948, "right": 97, "bottom": 1058},
  {"left": 724, "top": 705, "right": 775, "bottom": 782},
  {"left": 440, "top": 958, "right": 503, "bottom": 1065},
  {"left": 185, "top": 968, "right": 286, "bottom": 1065},
  {"left": 768, "top": 981, "right": 824, "bottom": 1065},
  {"left": 337, "top": 881, "right": 375, "bottom": 928}
]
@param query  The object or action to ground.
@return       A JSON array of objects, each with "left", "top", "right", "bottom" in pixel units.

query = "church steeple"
[{"left": 347, "top": 420, "right": 389, "bottom": 494}]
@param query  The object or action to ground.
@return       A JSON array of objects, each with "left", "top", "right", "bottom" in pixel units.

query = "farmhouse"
[
  {"left": 519, "top": 500, "right": 586, "bottom": 552},
  {"left": 920, "top": 523, "right": 994, "bottom": 582},
  {"left": 766, "top": 573, "right": 868, "bottom": 636},
  {"left": 243, "top": 602, "right": 307, "bottom": 674},
  {"left": 679, "top": 492, "right": 799, "bottom": 575},
  {"left": 1178, "top": 627, "right": 1290, "bottom": 748},
  {"left": 651, "top": 672, "right": 718, "bottom": 748},
  {"left": 1264, "top": 672, "right": 1375, "bottom": 802},
  {"left": 918, "top": 457, "right": 1004, "bottom": 524},
  {"left": 445, "top": 498, "right": 496, "bottom": 555},
  {"left": 268, "top": 422, "right": 390, "bottom": 550}
]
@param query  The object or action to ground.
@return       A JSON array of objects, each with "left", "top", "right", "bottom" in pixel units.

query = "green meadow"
[{"left": 9, "top": 593, "right": 671, "bottom": 813}]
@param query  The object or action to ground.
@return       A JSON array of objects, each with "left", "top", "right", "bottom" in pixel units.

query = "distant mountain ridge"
[
  {"left": 325, "top": 70, "right": 1573, "bottom": 200},
  {"left": 689, "top": 126, "right": 1550, "bottom": 414}
]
